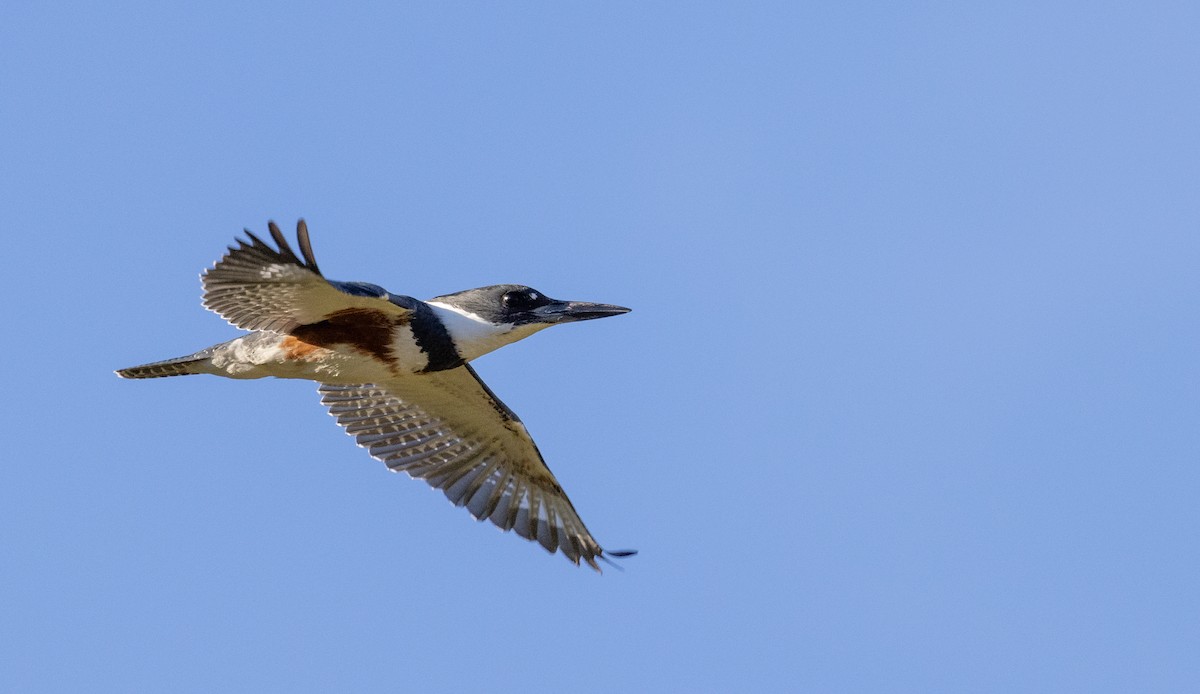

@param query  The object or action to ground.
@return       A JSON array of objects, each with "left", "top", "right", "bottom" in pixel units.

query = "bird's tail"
[{"left": 116, "top": 352, "right": 212, "bottom": 379}]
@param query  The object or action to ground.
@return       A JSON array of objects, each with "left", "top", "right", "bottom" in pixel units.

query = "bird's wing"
[
  {"left": 319, "top": 364, "right": 617, "bottom": 570},
  {"left": 202, "top": 220, "right": 414, "bottom": 333}
]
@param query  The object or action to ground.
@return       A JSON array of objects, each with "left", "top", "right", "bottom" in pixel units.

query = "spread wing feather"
[
  {"left": 202, "top": 220, "right": 413, "bottom": 333},
  {"left": 319, "top": 365, "right": 615, "bottom": 570}
]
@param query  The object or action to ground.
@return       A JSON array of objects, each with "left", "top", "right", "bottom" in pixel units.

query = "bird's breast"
[
  {"left": 228, "top": 303, "right": 465, "bottom": 380},
  {"left": 277, "top": 308, "right": 432, "bottom": 373},
  {"left": 210, "top": 317, "right": 431, "bottom": 383},
  {"left": 290, "top": 308, "right": 400, "bottom": 365}
]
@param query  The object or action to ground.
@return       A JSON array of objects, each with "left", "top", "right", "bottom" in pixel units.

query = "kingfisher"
[{"left": 117, "top": 220, "right": 635, "bottom": 571}]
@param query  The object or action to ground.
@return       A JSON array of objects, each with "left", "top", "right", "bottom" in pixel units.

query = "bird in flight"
[{"left": 117, "top": 220, "right": 635, "bottom": 571}]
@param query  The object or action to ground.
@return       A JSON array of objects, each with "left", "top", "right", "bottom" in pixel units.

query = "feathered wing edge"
[
  {"left": 200, "top": 219, "right": 408, "bottom": 334},
  {"left": 318, "top": 371, "right": 635, "bottom": 572},
  {"left": 200, "top": 220, "right": 320, "bottom": 333}
]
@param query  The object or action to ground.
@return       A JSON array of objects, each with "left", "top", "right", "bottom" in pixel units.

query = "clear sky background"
[{"left": 3, "top": 3, "right": 1198, "bottom": 692}]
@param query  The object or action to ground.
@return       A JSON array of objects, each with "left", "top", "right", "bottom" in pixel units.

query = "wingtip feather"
[{"left": 296, "top": 218, "right": 321, "bottom": 274}]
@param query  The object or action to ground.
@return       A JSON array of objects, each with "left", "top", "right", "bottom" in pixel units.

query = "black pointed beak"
[{"left": 534, "top": 300, "right": 632, "bottom": 323}]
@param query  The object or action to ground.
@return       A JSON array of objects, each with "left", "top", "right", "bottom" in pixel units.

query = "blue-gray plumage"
[{"left": 117, "top": 220, "right": 634, "bottom": 571}]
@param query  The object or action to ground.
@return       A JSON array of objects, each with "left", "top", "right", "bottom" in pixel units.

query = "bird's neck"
[{"left": 426, "top": 301, "right": 547, "bottom": 362}]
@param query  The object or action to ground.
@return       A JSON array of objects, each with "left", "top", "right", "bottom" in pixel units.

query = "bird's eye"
[{"left": 502, "top": 290, "right": 542, "bottom": 310}]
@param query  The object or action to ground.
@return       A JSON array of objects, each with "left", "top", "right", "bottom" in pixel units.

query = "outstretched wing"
[
  {"left": 202, "top": 219, "right": 414, "bottom": 333},
  {"left": 319, "top": 365, "right": 627, "bottom": 571}
]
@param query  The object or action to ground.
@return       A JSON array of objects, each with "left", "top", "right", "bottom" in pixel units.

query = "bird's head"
[{"left": 427, "top": 284, "right": 631, "bottom": 361}]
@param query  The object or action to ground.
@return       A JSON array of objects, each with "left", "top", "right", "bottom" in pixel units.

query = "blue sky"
[{"left": 3, "top": 2, "right": 1198, "bottom": 692}]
